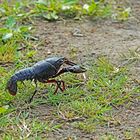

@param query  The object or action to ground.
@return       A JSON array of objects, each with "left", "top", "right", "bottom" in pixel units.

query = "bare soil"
[{"left": 30, "top": 0, "right": 140, "bottom": 139}]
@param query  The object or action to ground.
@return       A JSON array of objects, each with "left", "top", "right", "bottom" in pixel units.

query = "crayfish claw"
[
  {"left": 66, "top": 65, "right": 87, "bottom": 73},
  {"left": 64, "top": 58, "right": 77, "bottom": 66}
]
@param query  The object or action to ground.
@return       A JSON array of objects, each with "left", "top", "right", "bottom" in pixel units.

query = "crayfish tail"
[
  {"left": 6, "top": 67, "right": 34, "bottom": 96},
  {"left": 6, "top": 77, "right": 17, "bottom": 96}
]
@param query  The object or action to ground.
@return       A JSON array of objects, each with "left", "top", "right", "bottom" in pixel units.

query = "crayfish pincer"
[{"left": 6, "top": 57, "right": 86, "bottom": 102}]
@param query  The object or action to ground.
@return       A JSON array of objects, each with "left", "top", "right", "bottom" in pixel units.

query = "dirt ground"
[{"left": 31, "top": 0, "right": 140, "bottom": 139}]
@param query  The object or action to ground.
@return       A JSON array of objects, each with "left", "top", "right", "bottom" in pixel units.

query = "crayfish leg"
[
  {"left": 61, "top": 81, "right": 65, "bottom": 91},
  {"left": 28, "top": 89, "right": 38, "bottom": 103},
  {"left": 43, "top": 79, "right": 65, "bottom": 94},
  {"left": 28, "top": 80, "right": 38, "bottom": 103}
]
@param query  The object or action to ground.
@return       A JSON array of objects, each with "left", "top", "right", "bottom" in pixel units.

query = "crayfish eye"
[{"left": 60, "top": 59, "right": 64, "bottom": 63}]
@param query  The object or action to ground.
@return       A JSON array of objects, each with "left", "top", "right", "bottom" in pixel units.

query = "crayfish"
[{"left": 6, "top": 57, "right": 86, "bottom": 102}]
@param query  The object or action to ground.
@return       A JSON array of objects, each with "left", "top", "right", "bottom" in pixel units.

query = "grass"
[
  {"left": 120, "top": 48, "right": 140, "bottom": 66},
  {"left": 0, "top": 112, "right": 58, "bottom": 139},
  {"left": 0, "top": 60, "right": 139, "bottom": 138},
  {"left": 0, "top": 0, "right": 139, "bottom": 139},
  {"left": 1, "top": 57, "right": 139, "bottom": 138},
  {"left": 0, "top": 42, "right": 18, "bottom": 63}
]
